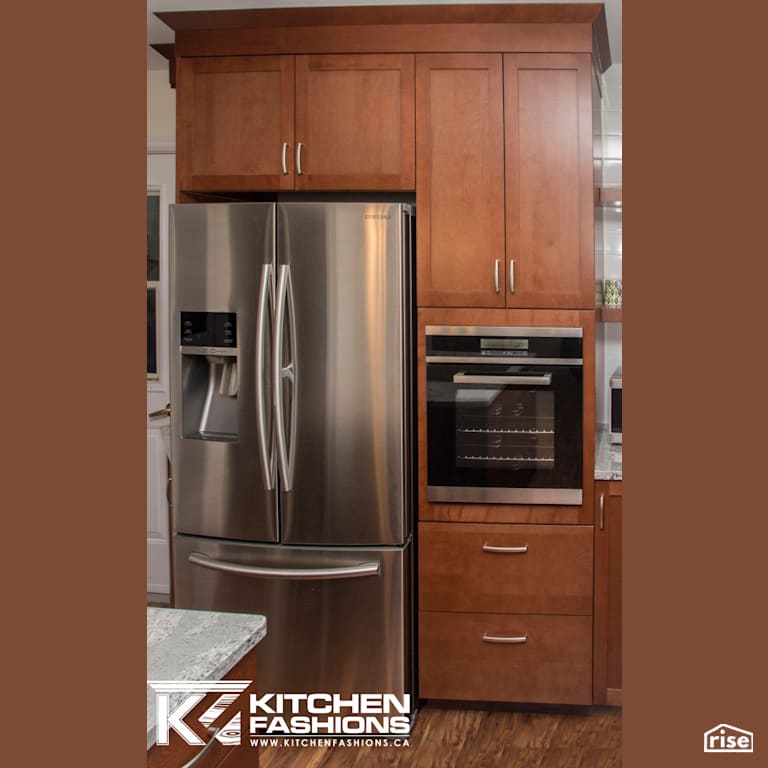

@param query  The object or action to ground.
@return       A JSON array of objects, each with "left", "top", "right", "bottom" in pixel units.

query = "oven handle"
[{"left": 452, "top": 372, "right": 552, "bottom": 386}]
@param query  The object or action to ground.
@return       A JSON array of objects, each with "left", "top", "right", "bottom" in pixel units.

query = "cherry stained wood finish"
[
  {"left": 259, "top": 702, "right": 621, "bottom": 768},
  {"left": 158, "top": 4, "right": 612, "bottom": 70},
  {"left": 294, "top": 54, "right": 415, "bottom": 190},
  {"left": 417, "top": 307, "right": 595, "bottom": 526},
  {"left": 505, "top": 54, "right": 595, "bottom": 309},
  {"left": 416, "top": 54, "right": 505, "bottom": 308},
  {"left": 147, "top": 647, "right": 258, "bottom": 768},
  {"left": 176, "top": 56, "right": 294, "bottom": 194},
  {"left": 593, "top": 480, "right": 623, "bottom": 707},
  {"left": 419, "top": 523, "right": 593, "bottom": 616},
  {"left": 419, "top": 612, "right": 593, "bottom": 705},
  {"left": 419, "top": 522, "right": 593, "bottom": 615}
]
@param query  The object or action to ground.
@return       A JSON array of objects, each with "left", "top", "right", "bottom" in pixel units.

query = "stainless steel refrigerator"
[{"left": 169, "top": 202, "right": 414, "bottom": 707}]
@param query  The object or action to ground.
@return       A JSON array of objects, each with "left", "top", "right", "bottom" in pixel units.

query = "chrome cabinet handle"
[
  {"left": 274, "top": 265, "right": 297, "bottom": 491},
  {"left": 494, "top": 259, "right": 500, "bottom": 293},
  {"left": 281, "top": 142, "right": 288, "bottom": 175},
  {"left": 453, "top": 373, "right": 552, "bottom": 386},
  {"left": 482, "top": 633, "right": 528, "bottom": 644},
  {"left": 149, "top": 403, "right": 171, "bottom": 418},
  {"left": 509, "top": 260, "right": 515, "bottom": 294},
  {"left": 482, "top": 543, "right": 528, "bottom": 554},
  {"left": 189, "top": 552, "right": 380, "bottom": 580},
  {"left": 179, "top": 727, "right": 221, "bottom": 768},
  {"left": 599, "top": 492, "right": 605, "bottom": 530},
  {"left": 296, "top": 142, "right": 304, "bottom": 175},
  {"left": 255, "top": 263, "right": 275, "bottom": 491}
]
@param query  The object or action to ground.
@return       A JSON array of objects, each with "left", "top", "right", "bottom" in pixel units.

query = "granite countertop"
[
  {"left": 595, "top": 426, "right": 622, "bottom": 480},
  {"left": 147, "top": 607, "right": 267, "bottom": 749}
]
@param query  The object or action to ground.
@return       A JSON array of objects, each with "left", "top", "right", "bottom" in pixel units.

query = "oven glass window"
[{"left": 456, "top": 388, "right": 555, "bottom": 470}]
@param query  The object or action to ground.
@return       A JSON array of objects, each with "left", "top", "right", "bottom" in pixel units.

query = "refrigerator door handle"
[
  {"left": 274, "top": 264, "right": 297, "bottom": 491},
  {"left": 255, "top": 263, "right": 275, "bottom": 490},
  {"left": 189, "top": 552, "right": 381, "bottom": 579}
]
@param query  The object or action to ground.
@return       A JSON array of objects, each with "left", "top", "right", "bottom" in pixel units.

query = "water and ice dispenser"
[{"left": 180, "top": 311, "right": 239, "bottom": 441}]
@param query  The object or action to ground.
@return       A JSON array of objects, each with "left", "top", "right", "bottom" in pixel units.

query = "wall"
[
  {"left": 147, "top": 69, "right": 175, "bottom": 147},
  {"left": 596, "top": 63, "right": 622, "bottom": 426}
]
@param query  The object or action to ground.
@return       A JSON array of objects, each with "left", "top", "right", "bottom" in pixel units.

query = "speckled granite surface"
[
  {"left": 147, "top": 607, "right": 266, "bottom": 749},
  {"left": 595, "top": 427, "right": 622, "bottom": 480}
]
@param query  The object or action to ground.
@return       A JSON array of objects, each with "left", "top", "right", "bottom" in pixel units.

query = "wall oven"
[{"left": 426, "top": 326, "right": 583, "bottom": 505}]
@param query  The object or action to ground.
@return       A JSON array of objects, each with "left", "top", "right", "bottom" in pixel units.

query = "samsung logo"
[{"left": 365, "top": 214, "right": 391, "bottom": 220}]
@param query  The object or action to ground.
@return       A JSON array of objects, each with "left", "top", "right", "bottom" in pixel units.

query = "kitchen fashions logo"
[
  {"left": 148, "top": 680, "right": 250, "bottom": 746},
  {"left": 704, "top": 723, "right": 754, "bottom": 753},
  {"left": 148, "top": 682, "right": 412, "bottom": 750}
]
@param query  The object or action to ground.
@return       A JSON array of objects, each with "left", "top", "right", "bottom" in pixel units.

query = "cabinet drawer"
[
  {"left": 419, "top": 611, "right": 592, "bottom": 704},
  {"left": 418, "top": 522, "right": 593, "bottom": 615}
]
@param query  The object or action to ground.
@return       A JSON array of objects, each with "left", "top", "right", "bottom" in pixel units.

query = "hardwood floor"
[{"left": 259, "top": 702, "right": 621, "bottom": 768}]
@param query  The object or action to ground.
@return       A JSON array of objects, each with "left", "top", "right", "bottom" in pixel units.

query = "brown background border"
[
  {"left": 4, "top": 1, "right": 146, "bottom": 766},
  {"left": 625, "top": 0, "right": 768, "bottom": 766},
  {"left": 4, "top": 1, "right": 768, "bottom": 766}
]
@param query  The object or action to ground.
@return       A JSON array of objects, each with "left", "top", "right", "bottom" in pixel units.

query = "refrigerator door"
[
  {"left": 173, "top": 534, "right": 412, "bottom": 700},
  {"left": 276, "top": 203, "right": 412, "bottom": 546},
  {"left": 171, "top": 203, "right": 279, "bottom": 543}
]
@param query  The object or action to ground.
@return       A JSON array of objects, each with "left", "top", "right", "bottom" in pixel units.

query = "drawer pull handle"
[
  {"left": 483, "top": 633, "right": 528, "bottom": 644},
  {"left": 482, "top": 544, "right": 528, "bottom": 554}
]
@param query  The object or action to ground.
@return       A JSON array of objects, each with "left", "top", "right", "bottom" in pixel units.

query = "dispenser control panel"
[{"left": 180, "top": 312, "right": 237, "bottom": 348}]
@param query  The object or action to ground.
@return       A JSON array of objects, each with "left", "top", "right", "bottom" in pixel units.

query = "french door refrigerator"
[{"left": 170, "top": 202, "right": 414, "bottom": 709}]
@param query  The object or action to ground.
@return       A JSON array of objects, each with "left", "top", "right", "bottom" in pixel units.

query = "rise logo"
[{"left": 704, "top": 723, "right": 754, "bottom": 753}]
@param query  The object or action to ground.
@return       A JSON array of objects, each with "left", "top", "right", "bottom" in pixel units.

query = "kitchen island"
[{"left": 147, "top": 607, "right": 266, "bottom": 765}]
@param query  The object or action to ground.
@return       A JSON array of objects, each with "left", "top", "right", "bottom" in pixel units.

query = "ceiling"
[{"left": 147, "top": 0, "right": 622, "bottom": 69}]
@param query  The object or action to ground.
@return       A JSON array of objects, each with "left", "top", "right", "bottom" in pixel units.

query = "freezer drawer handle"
[
  {"left": 482, "top": 543, "right": 528, "bottom": 554},
  {"left": 189, "top": 552, "right": 381, "bottom": 580},
  {"left": 453, "top": 373, "right": 552, "bottom": 386},
  {"left": 482, "top": 633, "right": 528, "bottom": 644}
]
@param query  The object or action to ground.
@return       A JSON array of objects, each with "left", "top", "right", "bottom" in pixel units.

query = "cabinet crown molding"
[{"left": 156, "top": 3, "right": 610, "bottom": 71}]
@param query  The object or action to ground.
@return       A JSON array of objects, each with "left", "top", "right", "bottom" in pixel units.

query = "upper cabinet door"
[
  {"left": 416, "top": 54, "right": 506, "bottom": 308},
  {"left": 294, "top": 54, "right": 415, "bottom": 190},
  {"left": 177, "top": 56, "right": 295, "bottom": 192},
  {"left": 505, "top": 54, "right": 594, "bottom": 308}
]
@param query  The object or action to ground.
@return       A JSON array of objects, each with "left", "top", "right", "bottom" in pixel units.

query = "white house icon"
[{"left": 703, "top": 723, "right": 754, "bottom": 753}]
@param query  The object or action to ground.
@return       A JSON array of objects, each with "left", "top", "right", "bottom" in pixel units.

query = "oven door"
[{"left": 427, "top": 362, "right": 583, "bottom": 504}]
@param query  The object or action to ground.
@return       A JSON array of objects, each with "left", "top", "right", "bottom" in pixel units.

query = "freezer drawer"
[{"left": 173, "top": 535, "right": 412, "bottom": 701}]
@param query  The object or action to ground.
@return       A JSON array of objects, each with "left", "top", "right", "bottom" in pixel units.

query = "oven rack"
[
  {"left": 458, "top": 427, "right": 555, "bottom": 435},
  {"left": 459, "top": 455, "right": 555, "bottom": 463}
]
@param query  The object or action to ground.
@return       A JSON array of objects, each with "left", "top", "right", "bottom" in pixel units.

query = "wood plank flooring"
[{"left": 259, "top": 702, "right": 621, "bottom": 768}]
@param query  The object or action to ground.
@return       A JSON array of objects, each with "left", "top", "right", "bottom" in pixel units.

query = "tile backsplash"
[{"left": 597, "top": 63, "right": 622, "bottom": 428}]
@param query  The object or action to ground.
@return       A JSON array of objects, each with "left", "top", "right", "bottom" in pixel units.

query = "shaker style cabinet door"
[
  {"left": 176, "top": 56, "right": 295, "bottom": 192},
  {"left": 593, "top": 480, "right": 622, "bottom": 705},
  {"left": 504, "top": 53, "right": 595, "bottom": 308},
  {"left": 416, "top": 54, "right": 506, "bottom": 308},
  {"left": 294, "top": 54, "right": 415, "bottom": 190}
]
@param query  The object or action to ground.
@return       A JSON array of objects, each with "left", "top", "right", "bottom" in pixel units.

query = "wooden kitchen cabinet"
[
  {"left": 593, "top": 480, "right": 622, "bottom": 705},
  {"left": 177, "top": 56, "right": 295, "bottom": 192},
  {"left": 505, "top": 54, "right": 595, "bottom": 308},
  {"left": 176, "top": 53, "right": 415, "bottom": 194},
  {"left": 418, "top": 520, "right": 594, "bottom": 705},
  {"left": 416, "top": 53, "right": 594, "bottom": 309},
  {"left": 294, "top": 54, "right": 415, "bottom": 190},
  {"left": 415, "top": 54, "right": 506, "bottom": 308}
]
